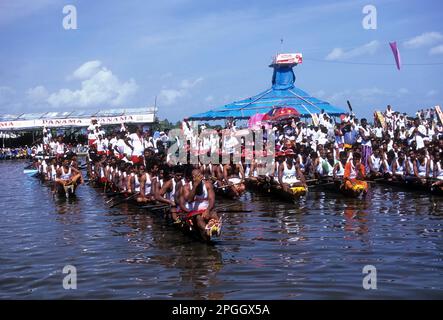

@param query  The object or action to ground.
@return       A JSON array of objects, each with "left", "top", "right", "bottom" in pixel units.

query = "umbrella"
[
  {"left": 248, "top": 113, "right": 271, "bottom": 130},
  {"left": 264, "top": 107, "right": 300, "bottom": 122}
]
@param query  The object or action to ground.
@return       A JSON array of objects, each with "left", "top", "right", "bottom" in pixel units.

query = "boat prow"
[
  {"left": 340, "top": 181, "right": 368, "bottom": 198},
  {"left": 23, "top": 169, "right": 39, "bottom": 177}
]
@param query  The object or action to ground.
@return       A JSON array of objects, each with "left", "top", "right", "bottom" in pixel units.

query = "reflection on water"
[{"left": 0, "top": 160, "right": 442, "bottom": 299}]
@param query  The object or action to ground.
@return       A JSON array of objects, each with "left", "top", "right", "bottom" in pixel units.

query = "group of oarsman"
[
  {"left": 33, "top": 153, "right": 84, "bottom": 197},
  {"left": 86, "top": 147, "right": 224, "bottom": 239}
]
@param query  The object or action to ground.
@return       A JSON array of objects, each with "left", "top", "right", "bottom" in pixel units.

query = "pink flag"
[{"left": 389, "top": 41, "right": 401, "bottom": 70}]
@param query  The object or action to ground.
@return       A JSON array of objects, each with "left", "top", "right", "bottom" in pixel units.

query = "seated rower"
[
  {"left": 342, "top": 152, "right": 368, "bottom": 195},
  {"left": 185, "top": 168, "right": 221, "bottom": 240},
  {"left": 333, "top": 151, "right": 347, "bottom": 180},
  {"left": 155, "top": 166, "right": 182, "bottom": 223},
  {"left": 391, "top": 151, "right": 407, "bottom": 181},
  {"left": 413, "top": 150, "right": 430, "bottom": 184},
  {"left": 432, "top": 153, "right": 443, "bottom": 189},
  {"left": 137, "top": 164, "right": 156, "bottom": 203},
  {"left": 405, "top": 150, "right": 416, "bottom": 176},
  {"left": 127, "top": 164, "right": 141, "bottom": 195},
  {"left": 367, "top": 148, "right": 383, "bottom": 179},
  {"left": 320, "top": 151, "right": 337, "bottom": 178},
  {"left": 277, "top": 149, "right": 307, "bottom": 193},
  {"left": 222, "top": 154, "right": 246, "bottom": 198},
  {"left": 55, "top": 159, "right": 83, "bottom": 197},
  {"left": 381, "top": 150, "right": 396, "bottom": 178}
]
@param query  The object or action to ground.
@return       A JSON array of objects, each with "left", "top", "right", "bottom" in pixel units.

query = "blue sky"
[{"left": 0, "top": 0, "right": 442, "bottom": 121}]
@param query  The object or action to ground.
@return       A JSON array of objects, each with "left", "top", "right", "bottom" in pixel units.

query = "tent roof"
[
  {"left": 0, "top": 107, "right": 157, "bottom": 122},
  {"left": 188, "top": 63, "right": 346, "bottom": 120}
]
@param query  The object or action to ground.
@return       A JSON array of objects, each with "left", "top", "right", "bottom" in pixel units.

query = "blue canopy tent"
[{"left": 188, "top": 58, "right": 346, "bottom": 121}]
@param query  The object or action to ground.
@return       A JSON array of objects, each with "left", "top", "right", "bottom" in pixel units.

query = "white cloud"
[
  {"left": 180, "top": 77, "right": 203, "bottom": 89},
  {"left": 158, "top": 77, "right": 203, "bottom": 106},
  {"left": 397, "top": 88, "right": 409, "bottom": 96},
  {"left": 325, "top": 41, "right": 379, "bottom": 61},
  {"left": 403, "top": 32, "right": 443, "bottom": 49},
  {"left": 429, "top": 44, "right": 443, "bottom": 55},
  {"left": 47, "top": 60, "right": 138, "bottom": 108},
  {"left": 427, "top": 90, "right": 438, "bottom": 97},
  {"left": 71, "top": 60, "right": 102, "bottom": 80},
  {"left": 205, "top": 95, "right": 214, "bottom": 103},
  {"left": 160, "top": 72, "right": 173, "bottom": 79},
  {"left": 327, "top": 87, "right": 388, "bottom": 104},
  {"left": 26, "top": 86, "right": 49, "bottom": 102},
  {"left": 158, "top": 89, "right": 185, "bottom": 106},
  {"left": 326, "top": 87, "right": 412, "bottom": 110}
]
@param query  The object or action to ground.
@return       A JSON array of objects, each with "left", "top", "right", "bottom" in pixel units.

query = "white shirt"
[
  {"left": 408, "top": 125, "right": 426, "bottom": 149},
  {"left": 129, "top": 133, "right": 145, "bottom": 156},
  {"left": 114, "top": 139, "right": 127, "bottom": 155}
]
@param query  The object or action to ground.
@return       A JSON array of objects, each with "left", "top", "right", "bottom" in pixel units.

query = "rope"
[{"left": 304, "top": 58, "right": 443, "bottom": 66}]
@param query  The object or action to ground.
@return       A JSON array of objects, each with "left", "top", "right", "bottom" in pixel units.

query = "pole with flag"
[{"left": 389, "top": 42, "right": 401, "bottom": 70}]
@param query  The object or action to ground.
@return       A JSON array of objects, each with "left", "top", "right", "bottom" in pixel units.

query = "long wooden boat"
[
  {"left": 214, "top": 184, "right": 245, "bottom": 200},
  {"left": 246, "top": 176, "right": 368, "bottom": 200},
  {"left": 316, "top": 178, "right": 368, "bottom": 199},
  {"left": 270, "top": 185, "right": 308, "bottom": 202},
  {"left": 375, "top": 177, "right": 443, "bottom": 196},
  {"left": 25, "top": 162, "right": 78, "bottom": 199},
  {"left": 55, "top": 181, "right": 78, "bottom": 198},
  {"left": 213, "top": 177, "right": 246, "bottom": 200},
  {"left": 245, "top": 178, "right": 307, "bottom": 202},
  {"left": 89, "top": 178, "right": 222, "bottom": 243}
]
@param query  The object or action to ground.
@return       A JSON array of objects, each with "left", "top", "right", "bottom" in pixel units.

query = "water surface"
[{"left": 0, "top": 160, "right": 442, "bottom": 299}]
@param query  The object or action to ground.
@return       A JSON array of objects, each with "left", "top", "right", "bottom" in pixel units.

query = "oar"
[
  {"left": 347, "top": 100, "right": 353, "bottom": 113},
  {"left": 309, "top": 181, "right": 335, "bottom": 188},
  {"left": 309, "top": 179, "right": 340, "bottom": 188},
  {"left": 109, "top": 193, "right": 138, "bottom": 208},
  {"left": 106, "top": 191, "right": 126, "bottom": 197},
  {"left": 367, "top": 177, "right": 385, "bottom": 184},
  {"left": 148, "top": 205, "right": 171, "bottom": 212},
  {"left": 141, "top": 203, "right": 171, "bottom": 210},
  {"left": 215, "top": 181, "right": 244, "bottom": 189},
  {"left": 105, "top": 192, "right": 127, "bottom": 203}
]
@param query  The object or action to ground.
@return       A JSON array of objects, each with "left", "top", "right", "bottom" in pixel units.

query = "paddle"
[
  {"left": 109, "top": 193, "right": 138, "bottom": 208},
  {"left": 141, "top": 203, "right": 171, "bottom": 210},
  {"left": 214, "top": 181, "right": 243, "bottom": 190},
  {"left": 309, "top": 178, "right": 341, "bottom": 188},
  {"left": 365, "top": 177, "right": 385, "bottom": 184},
  {"left": 105, "top": 192, "right": 127, "bottom": 203},
  {"left": 347, "top": 100, "right": 353, "bottom": 113},
  {"left": 309, "top": 181, "right": 336, "bottom": 188}
]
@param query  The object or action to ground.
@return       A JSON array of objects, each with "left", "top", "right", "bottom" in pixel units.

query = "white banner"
[
  {"left": 274, "top": 53, "right": 303, "bottom": 64},
  {"left": 0, "top": 114, "right": 155, "bottom": 130}
]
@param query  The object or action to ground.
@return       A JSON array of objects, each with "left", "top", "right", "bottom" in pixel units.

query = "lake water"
[{"left": 0, "top": 160, "right": 442, "bottom": 299}]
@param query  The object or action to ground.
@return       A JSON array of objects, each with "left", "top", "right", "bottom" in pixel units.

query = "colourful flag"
[{"left": 389, "top": 42, "right": 401, "bottom": 70}]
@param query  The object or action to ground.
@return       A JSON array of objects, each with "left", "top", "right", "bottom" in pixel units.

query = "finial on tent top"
[{"left": 269, "top": 53, "right": 303, "bottom": 68}]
